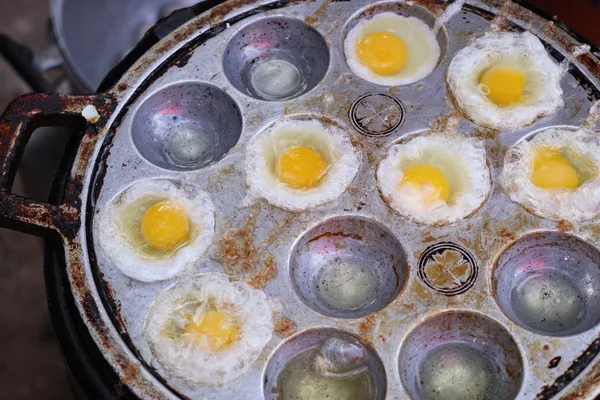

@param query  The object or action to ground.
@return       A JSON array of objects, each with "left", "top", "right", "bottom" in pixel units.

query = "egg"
[
  {"left": 344, "top": 12, "right": 441, "bottom": 86},
  {"left": 95, "top": 179, "right": 215, "bottom": 282},
  {"left": 501, "top": 127, "right": 600, "bottom": 221},
  {"left": 145, "top": 273, "right": 273, "bottom": 385},
  {"left": 377, "top": 134, "right": 491, "bottom": 224},
  {"left": 447, "top": 32, "right": 563, "bottom": 131},
  {"left": 245, "top": 119, "right": 360, "bottom": 211}
]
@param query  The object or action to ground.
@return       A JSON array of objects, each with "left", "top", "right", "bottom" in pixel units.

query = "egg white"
[
  {"left": 447, "top": 32, "right": 563, "bottom": 131},
  {"left": 245, "top": 119, "right": 360, "bottom": 211},
  {"left": 501, "top": 127, "right": 600, "bottom": 221},
  {"left": 95, "top": 179, "right": 215, "bottom": 282},
  {"left": 377, "top": 134, "right": 491, "bottom": 225},
  {"left": 344, "top": 12, "right": 441, "bottom": 86},
  {"left": 145, "top": 273, "right": 273, "bottom": 385}
]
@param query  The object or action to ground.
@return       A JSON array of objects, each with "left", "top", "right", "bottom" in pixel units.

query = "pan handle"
[{"left": 0, "top": 92, "right": 116, "bottom": 238}]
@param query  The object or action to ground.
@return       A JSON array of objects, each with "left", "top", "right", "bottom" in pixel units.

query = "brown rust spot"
[
  {"left": 304, "top": 15, "right": 317, "bottom": 25},
  {"left": 307, "top": 231, "right": 364, "bottom": 245},
  {"left": 247, "top": 253, "right": 277, "bottom": 290},
  {"left": 213, "top": 203, "right": 282, "bottom": 289},
  {"left": 558, "top": 220, "right": 573, "bottom": 232},
  {"left": 359, "top": 314, "right": 376, "bottom": 342},
  {"left": 214, "top": 207, "right": 258, "bottom": 274},
  {"left": 428, "top": 109, "right": 463, "bottom": 134},
  {"left": 412, "top": 282, "right": 433, "bottom": 300},
  {"left": 497, "top": 227, "right": 517, "bottom": 242},
  {"left": 274, "top": 317, "right": 297, "bottom": 338}
]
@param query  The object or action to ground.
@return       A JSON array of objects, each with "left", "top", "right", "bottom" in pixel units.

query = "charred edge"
[
  {"left": 536, "top": 336, "right": 600, "bottom": 399},
  {"left": 548, "top": 356, "right": 562, "bottom": 369},
  {"left": 97, "top": 273, "right": 128, "bottom": 338}
]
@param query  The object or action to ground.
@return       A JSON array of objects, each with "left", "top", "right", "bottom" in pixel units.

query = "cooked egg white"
[
  {"left": 501, "top": 127, "right": 600, "bottom": 221},
  {"left": 145, "top": 273, "right": 273, "bottom": 385},
  {"left": 95, "top": 179, "right": 215, "bottom": 282},
  {"left": 447, "top": 32, "right": 563, "bottom": 131},
  {"left": 245, "top": 119, "right": 360, "bottom": 211},
  {"left": 377, "top": 134, "right": 491, "bottom": 224},
  {"left": 344, "top": 12, "right": 441, "bottom": 86}
]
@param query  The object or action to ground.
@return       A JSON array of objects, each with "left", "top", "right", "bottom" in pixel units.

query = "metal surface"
[
  {"left": 290, "top": 215, "right": 409, "bottom": 319},
  {"left": 398, "top": 310, "right": 524, "bottom": 400},
  {"left": 49, "top": 0, "right": 201, "bottom": 91},
  {"left": 222, "top": 16, "right": 330, "bottom": 101},
  {"left": 1, "top": 0, "right": 600, "bottom": 399},
  {"left": 131, "top": 81, "right": 243, "bottom": 170}
]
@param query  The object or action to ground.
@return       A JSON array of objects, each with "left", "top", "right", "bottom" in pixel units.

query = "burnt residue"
[
  {"left": 536, "top": 336, "right": 600, "bottom": 399},
  {"left": 212, "top": 204, "right": 281, "bottom": 289},
  {"left": 274, "top": 316, "right": 297, "bottom": 338},
  {"left": 307, "top": 231, "right": 364, "bottom": 245},
  {"left": 548, "top": 356, "right": 562, "bottom": 369}
]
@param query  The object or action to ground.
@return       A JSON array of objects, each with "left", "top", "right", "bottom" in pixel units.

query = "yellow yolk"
[
  {"left": 479, "top": 64, "right": 526, "bottom": 107},
  {"left": 401, "top": 164, "right": 451, "bottom": 203},
  {"left": 357, "top": 31, "right": 408, "bottom": 76},
  {"left": 277, "top": 146, "right": 328, "bottom": 189},
  {"left": 141, "top": 201, "right": 190, "bottom": 251},
  {"left": 531, "top": 147, "right": 580, "bottom": 189},
  {"left": 184, "top": 310, "right": 240, "bottom": 351}
]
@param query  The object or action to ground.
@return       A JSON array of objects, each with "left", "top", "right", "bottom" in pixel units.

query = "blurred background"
[{"left": 0, "top": 0, "right": 599, "bottom": 399}]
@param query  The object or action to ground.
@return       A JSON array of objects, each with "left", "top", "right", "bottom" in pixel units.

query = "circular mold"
[
  {"left": 263, "top": 328, "right": 386, "bottom": 400},
  {"left": 339, "top": 1, "right": 449, "bottom": 85},
  {"left": 349, "top": 93, "right": 405, "bottom": 136},
  {"left": 290, "top": 215, "right": 409, "bottom": 318},
  {"left": 417, "top": 242, "right": 478, "bottom": 296},
  {"left": 492, "top": 231, "right": 600, "bottom": 337},
  {"left": 132, "top": 82, "right": 242, "bottom": 171},
  {"left": 223, "top": 17, "right": 330, "bottom": 101},
  {"left": 399, "top": 311, "right": 524, "bottom": 400}
]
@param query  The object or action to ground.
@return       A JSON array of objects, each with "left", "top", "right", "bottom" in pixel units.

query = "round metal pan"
[{"left": 1, "top": 1, "right": 600, "bottom": 399}]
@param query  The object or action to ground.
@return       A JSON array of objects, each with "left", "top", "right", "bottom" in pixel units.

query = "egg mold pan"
[{"left": 1, "top": 0, "right": 600, "bottom": 399}]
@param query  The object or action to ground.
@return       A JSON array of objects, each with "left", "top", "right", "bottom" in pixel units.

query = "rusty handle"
[{"left": 0, "top": 93, "right": 115, "bottom": 238}]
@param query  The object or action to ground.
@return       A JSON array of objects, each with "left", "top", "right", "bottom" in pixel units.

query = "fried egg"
[
  {"left": 447, "top": 32, "right": 563, "bottom": 131},
  {"left": 344, "top": 12, "right": 441, "bottom": 86},
  {"left": 245, "top": 119, "right": 360, "bottom": 211},
  {"left": 377, "top": 134, "right": 491, "bottom": 224},
  {"left": 95, "top": 180, "right": 215, "bottom": 282},
  {"left": 501, "top": 127, "right": 600, "bottom": 221},
  {"left": 145, "top": 274, "right": 273, "bottom": 385}
]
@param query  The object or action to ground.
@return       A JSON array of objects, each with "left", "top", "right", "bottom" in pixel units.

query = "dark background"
[{"left": 0, "top": 1, "right": 599, "bottom": 399}]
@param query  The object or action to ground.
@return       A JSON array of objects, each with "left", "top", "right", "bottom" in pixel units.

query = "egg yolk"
[
  {"left": 531, "top": 147, "right": 580, "bottom": 189},
  {"left": 277, "top": 146, "right": 328, "bottom": 189},
  {"left": 479, "top": 64, "right": 526, "bottom": 107},
  {"left": 357, "top": 31, "right": 408, "bottom": 76},
  {"left": 140, "top": 201, "right": 190, "bottom": 251},
  {"left": 401, "top": 164, "right": 451, "bottom": 203},
  {"left": 184, "top": 310, "right": 240, "bottom": 351}
]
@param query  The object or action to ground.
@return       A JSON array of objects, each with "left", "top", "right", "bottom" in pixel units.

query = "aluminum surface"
[{"left": 74, "top": 0, "right": 600, "bottom": 398}]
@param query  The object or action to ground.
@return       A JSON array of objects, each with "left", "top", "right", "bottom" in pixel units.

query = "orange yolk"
[
  {"left": 277, "top": 146, "right": 328, "bottom": 189},
  {"left": 479, "top": 64, "right": 526, "bottom": 107},
  {"left": 184, "top": 310, "right": 240, "bottom": 351},
  {"left": 401, "top": 164, "right": 451, "bottom": 204},
  {"left": 141, "top": 201, "right": 190, "bottom": 251},
  {"left": 357, "top": 31, "right": 408, "bottom": 76},
  {"left": 531, "top": 147, "right": 580, "bottom": 189}
]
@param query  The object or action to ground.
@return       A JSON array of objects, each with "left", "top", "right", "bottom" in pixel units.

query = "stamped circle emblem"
[
  {"left": 349, "top": 93, "right": 404, "bottom": 137},
  {"left": 417, "top": 242, "right": 478, "bottom": 296}
]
